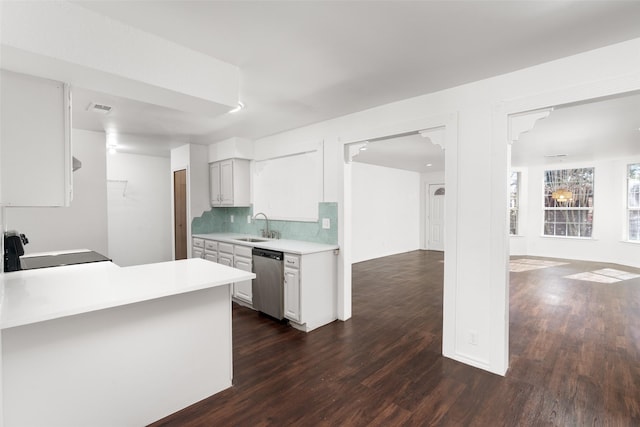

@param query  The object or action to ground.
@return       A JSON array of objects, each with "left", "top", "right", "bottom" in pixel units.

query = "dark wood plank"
[{"left": 150, "top": 252, "right": 640, "bottom": 426}]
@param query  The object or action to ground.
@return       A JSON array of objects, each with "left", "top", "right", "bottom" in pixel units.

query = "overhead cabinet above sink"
[{"left": 209, "top": 158, "right": 250, "bottom": 207}]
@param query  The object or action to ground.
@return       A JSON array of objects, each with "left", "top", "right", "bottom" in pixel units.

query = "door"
[
  {"left": 233, "top": 257, "right": 253, "bottom": 303},
  {"left": 173, "top": 169, "right": 187, "bottom": 260},
  {"left": 429, "top": 184, "right": 445, "bottom": 251},
  {"left": 210, "top": 162, "right": 221, "bottom": 205},
  {"left": 284, "top": 267, "right": 300, "bottom": 322},
  {"left": 219, "top": 160, "right": 234, "bottom": 205}
]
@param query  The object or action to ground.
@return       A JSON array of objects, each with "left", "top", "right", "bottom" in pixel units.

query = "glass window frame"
[
  {"left": 542, "top": 167, "right": 595, "bottom": 238},
  {"left": 509, "top": 171, "right": 520, "bottom": 236},
  {"left": 628, "top": 163, "right": 640, "bottom": 241}
]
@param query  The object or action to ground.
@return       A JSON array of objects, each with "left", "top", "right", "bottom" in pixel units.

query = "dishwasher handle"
[{"left": 252, "top": 247, "right": 283, "bottom": 261}]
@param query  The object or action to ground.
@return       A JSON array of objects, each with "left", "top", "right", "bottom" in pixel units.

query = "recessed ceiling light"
[
  {"left": 229, "top": 101, "right": 245, "bottom": 113},
  {"left": 426, "top": 163, "right": 432, "bottom": 167},
  {"left": 359, "top": 147, "right": 368, "bottom": 151}
]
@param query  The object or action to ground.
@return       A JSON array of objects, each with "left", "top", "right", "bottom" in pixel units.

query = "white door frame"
[
  {"left": 491, "top": 72, "right": 640, "bottom": 375},
  {"left": 339, "top": 113, "right": 459, "bottom": 359}
]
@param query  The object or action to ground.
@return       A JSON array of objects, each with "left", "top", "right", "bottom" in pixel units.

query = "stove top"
[{"left": 19, "top": 251, "right": 111, "bottom": 271}]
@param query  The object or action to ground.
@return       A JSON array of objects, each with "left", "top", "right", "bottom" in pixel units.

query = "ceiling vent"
[{"left": 87, "top": 102, "right": 113, "bottom": 114}]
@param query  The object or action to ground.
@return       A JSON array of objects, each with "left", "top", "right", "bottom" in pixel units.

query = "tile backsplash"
[{"left": 192, "top": 202, "right": 338, "bottom": 245}]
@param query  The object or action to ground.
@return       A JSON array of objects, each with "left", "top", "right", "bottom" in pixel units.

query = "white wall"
[
  {"left": 351, "top": 162, "right": 420, "bottom": 263},
  {"left": 107, "top": 152, "right": 171, "bottom": 267},
  {"left": 4, "top": 129, "right": 108, "bottom": 255},
  {"left": 511, "top": 156, "right": 640, "bottom": 268},
  {"left": 254, "top": 37, "right": 640, "bottom": 375}
]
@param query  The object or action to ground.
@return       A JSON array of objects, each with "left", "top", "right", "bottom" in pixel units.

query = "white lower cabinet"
[
  {"left": 284, "top": 254, "right": 301, "bottom": 322},
  {"left": 192, "top": 238, "right": 217, "bottom": 262},
  {"left": 192, "top": 236, "right": 338, "bottom": 332},
  {"left": 192, "top": 238, "right": 204, "bottom": 259},
  {"left": 233, "top": 245, "right": 253, "bottom": 304},
  {"left": 284, "top": 264, "right": 300, "bottom": 322},
  {"left": 218, "top": 253, "right": 233, "bottom": 267},
  {"left": 283, "top": 251, "right": 337, "bottom": 332},
  {"left": 204, "top": 240, "right": 218, "bottom": 263}
]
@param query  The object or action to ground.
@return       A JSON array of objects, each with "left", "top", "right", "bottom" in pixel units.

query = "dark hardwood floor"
[{"left": 150, "top": 251, "right": 640, "bottom": 426}]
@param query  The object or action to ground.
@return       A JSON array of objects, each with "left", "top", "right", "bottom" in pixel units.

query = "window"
[
  {"left": 543, "top": 168, "right": 594, "bottom": 237},
  {"left": 628, "top": 164, "right": 640, "bottom": 241},
  {"left": 509, "top": 171, "right": 520, "bottom": 235}
]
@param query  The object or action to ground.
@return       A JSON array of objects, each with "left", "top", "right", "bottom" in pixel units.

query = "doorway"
[
  {"left": 428, "top": 184, "right": 445, "bottom": 251},
  {"left": 496, "top": 76, "right": 640, "bottom": 375},
  {"left": 340, "top": 113, "right": 458, "bottom": 363},
  {"left": 173, "top": 169, "right": 187, "bottom": 260}
]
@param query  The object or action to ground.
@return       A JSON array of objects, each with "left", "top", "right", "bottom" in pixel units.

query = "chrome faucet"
[{"left": 253, "top": 212, "right": 270, "bottom": 238}]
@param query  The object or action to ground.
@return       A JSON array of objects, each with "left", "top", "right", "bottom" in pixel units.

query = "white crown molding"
[
  {"left": 419, "top": 126, "right": 446, "bottom": 150},
  {"left": 508, "top": 108, "right": 553, "bottom": 144}
]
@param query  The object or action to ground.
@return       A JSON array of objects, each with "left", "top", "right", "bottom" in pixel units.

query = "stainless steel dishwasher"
[{"left": 252, "top": 247, "right": 284, "bottom": 320}]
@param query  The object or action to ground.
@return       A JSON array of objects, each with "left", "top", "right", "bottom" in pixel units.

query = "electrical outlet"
[
  {"left": 469, "top": 330, "right": 478, "bottom": 346},
  {"left": 230, "top": 215, "right": 234, "bottom": 223},
  {"left": 247, "top": 215, "right": 252, "bottom": 224},
  {"left": 322, "top": 218, "right": 330, "bottom": 229}
]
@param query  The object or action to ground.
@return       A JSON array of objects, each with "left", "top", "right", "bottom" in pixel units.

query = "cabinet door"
[
  {"left": 284, "top": 267, "right": 301, "bottom": 322},
  {"left": 204, "top": 253, "right": 217, "bottom": 263},
  {"left": 210, "top": 162, "right": 221, "bottom": 206},
  {"left": 218, "top": 254, "right": 233, "bottom": 267},
  {"left": 1, "top": 70, "right": 72, "bottom": 206},
  {"left": 233, "top": 257, "right": 253, "bottom": 303},
  {"left": 219, "top": 160, "right": 234, "bottom": 205},
  {"left": 192, "top": 248, "right": 204, "bottom": 259}
]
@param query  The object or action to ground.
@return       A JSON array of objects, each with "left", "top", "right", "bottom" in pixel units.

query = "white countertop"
[
  {"left": 192, "top": 233, "right": 339, "bottom": 255},
  {"left": 0, "top": 258, "right": 255, "bottom": 330}
]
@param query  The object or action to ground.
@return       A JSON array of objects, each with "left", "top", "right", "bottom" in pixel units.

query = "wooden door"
[{"left": 173, "top": 169, "right": 187, "bottom": 260}]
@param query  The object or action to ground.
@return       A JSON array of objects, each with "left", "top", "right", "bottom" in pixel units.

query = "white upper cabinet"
[
  {"left": 0, "top": 70, "right": 72, "bottom": 207},
  {"left": 209, "top": 158, "right": 250, "bottom": 207}
]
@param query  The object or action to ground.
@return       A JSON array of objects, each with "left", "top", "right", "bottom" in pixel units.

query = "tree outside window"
[
  {"left": 509, "top": 172, "right": 520, "bottom": 235},
  {"left": 543, "top": 168, "right": 594, "bottom": 238},
  {"left": 628, "top": 164, "right": 640, "bottom": 241}
]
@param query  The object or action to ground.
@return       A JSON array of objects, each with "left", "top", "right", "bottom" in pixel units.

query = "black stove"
[{"left": 19, "top": 251, "right": 111, "bottom": 271}]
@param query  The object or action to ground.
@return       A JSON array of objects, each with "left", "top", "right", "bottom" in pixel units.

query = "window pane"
[
  {"left": 555, "top": 223, "right": 567, "bottom": 236},
  {"left": 543, "top": 167, "right": 594, "bottom": 237},
  {"left": 544, "top": 222, "right": 555, "bottom": 235},
  {"left": 629, "top": 164, "right": 640, "bottom": 209},
  {"left": 509, "top": 209, "right": 518, "bottom": 235},
  {"left": 629, "top": 210, "right": 640, "bottom": 241},
  {"left": 509, "top": 172, "right": 520, "bottom": 235}
]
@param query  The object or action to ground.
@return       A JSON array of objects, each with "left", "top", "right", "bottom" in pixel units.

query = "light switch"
[
  {"left": 247, "top": 215, "right": 252, "bottom": 224},
  {"left": 230, "top": 215, "right": 234, "bottom": 223},
  {"left": 322, "top": 218, "right": 330, "bottom": 229}
]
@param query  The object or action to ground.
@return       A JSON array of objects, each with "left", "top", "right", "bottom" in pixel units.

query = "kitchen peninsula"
[{"left": 0, "top": 258, "right": 254, "bottom": 427}]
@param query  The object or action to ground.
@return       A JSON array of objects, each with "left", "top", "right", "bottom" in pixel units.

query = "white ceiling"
[
  {"left": 352, "top": 133, "right": 445, "bottom": 173},
  {"left": 68, "top": 1, "right": 640, "bottom": 158},
  {"left": 513, "top": 91, "right": 640, "bottom": 168}
]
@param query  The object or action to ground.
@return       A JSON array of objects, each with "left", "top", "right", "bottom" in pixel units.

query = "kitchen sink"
[{"left": 234, "top": 237, "right": 269, "bottom": 243}]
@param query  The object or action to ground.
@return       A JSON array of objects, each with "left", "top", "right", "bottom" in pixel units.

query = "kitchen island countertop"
[
  {"left": 0, "top": 257, "right": 255, "bottom": 329},
  {"left": 1, "top": 257, "right": 253, "bottom": 426}
]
